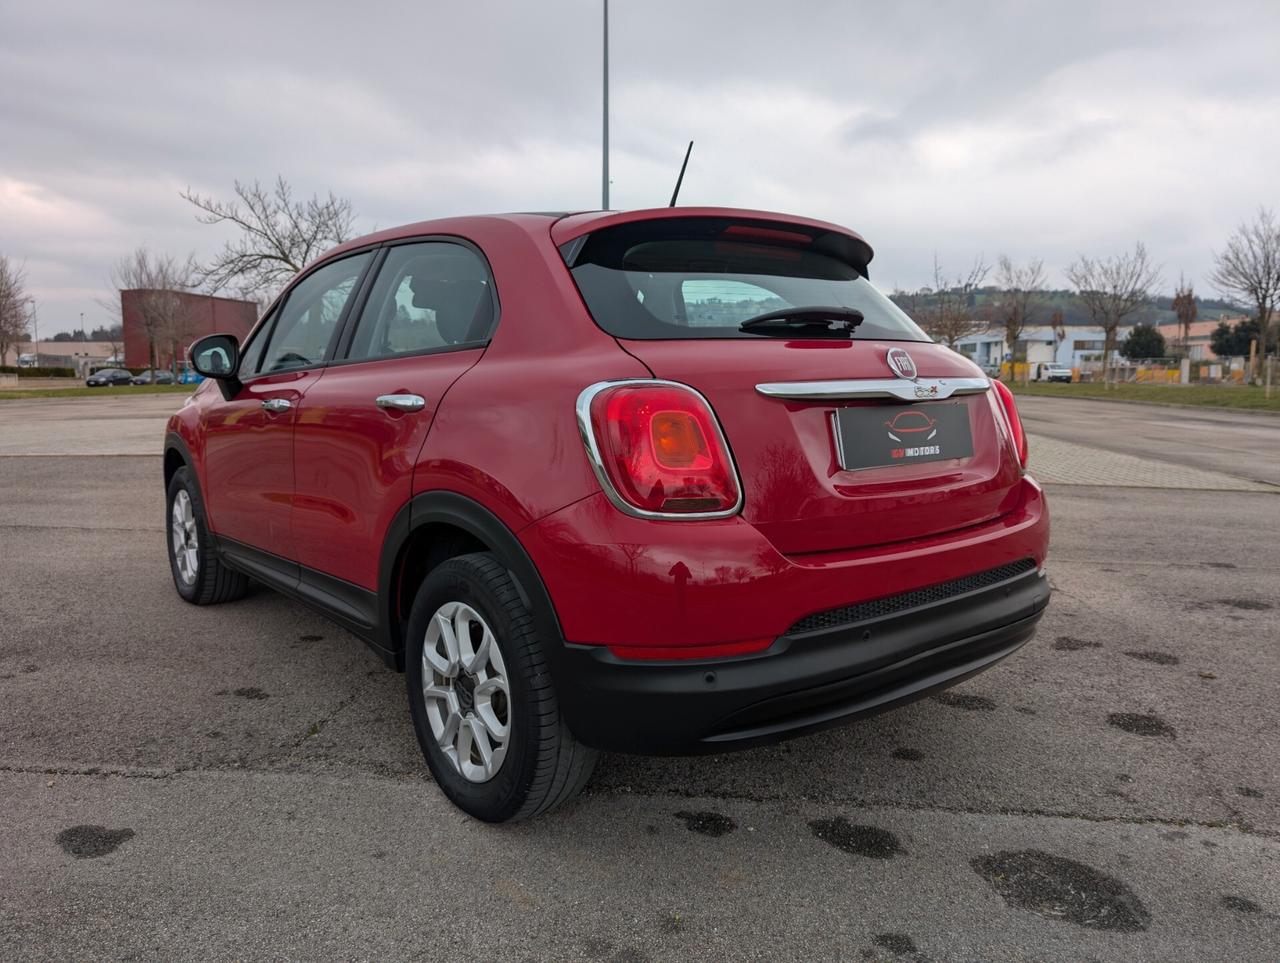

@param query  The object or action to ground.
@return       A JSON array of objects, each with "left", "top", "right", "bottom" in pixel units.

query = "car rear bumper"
[
  {"left": 520, "top": 474, "right": 1050, "bottom": 752},
  {"left": 554, "top": 561, "right": 1048, "bottom": 753}
]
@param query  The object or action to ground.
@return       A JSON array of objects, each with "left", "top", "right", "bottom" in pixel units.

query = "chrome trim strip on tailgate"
[{"left": 755, "top": 377, "right": 991, "bottom": 403}]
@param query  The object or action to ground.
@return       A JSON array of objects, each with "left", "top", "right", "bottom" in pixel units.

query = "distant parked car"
[
  {"left": 85, "top": 368, "right": 133, "bottom": 387},
  {"left": 131, "top": 369, "right": 176, "bottom": 385},
  {"left": 1039, "top": 365, "right": 1073, "bottom": 383}
]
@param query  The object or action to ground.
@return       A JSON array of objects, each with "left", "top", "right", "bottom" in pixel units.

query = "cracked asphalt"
[{"left": 1, "top": 395, "right": 1278, "bottom": 961}]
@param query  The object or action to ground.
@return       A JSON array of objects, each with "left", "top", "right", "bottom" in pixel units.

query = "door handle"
[
  {"left": 261, "top": 398, "right": 292, "bottom": 413},
  {"left": 376, "top": 394, "right": 427, "bottom": 412}
]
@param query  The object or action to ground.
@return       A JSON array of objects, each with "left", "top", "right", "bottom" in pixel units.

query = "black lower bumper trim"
[{"left": 556, "top": 566, "right": 1049, "bottom": 754}]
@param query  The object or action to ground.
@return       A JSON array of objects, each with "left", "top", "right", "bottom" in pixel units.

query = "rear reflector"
[
  {"left": 991, "top": 379, "right": 1028, "bottom": 467},
  {"left": 578, "top": 381, "right": 742, "bottom": 518}
]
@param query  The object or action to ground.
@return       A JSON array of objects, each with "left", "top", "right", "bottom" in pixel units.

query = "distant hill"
[{"left": 892, "top": 287, "right": 1244, "bottom": 327}]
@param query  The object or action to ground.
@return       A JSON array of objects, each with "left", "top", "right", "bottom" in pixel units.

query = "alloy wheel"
[
  {"left": 421, "top": 601, "right": 512, "bottom": 783},
  {"left": 170, "top": 489, "right": 199, "bottom": 585}
]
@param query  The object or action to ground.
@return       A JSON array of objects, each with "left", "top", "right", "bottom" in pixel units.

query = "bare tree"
[
  {"left": 1210, "top": 208, "right": 1280, "bottom": 379},
  {"left": 0, "top": 255, "right": 33, "bottom": 366},
  {"left": 182, "top": 176, "right": 356, "bottom": 300},
  {"left": 901, "top": 255, "right": 991, "bottom": 349},
  {"left": 110, "top": 248, "right": 196, "bottom": 374},
  {"left": 1171, "top": 273, "right": 1197, "bottom": 359},
  {"left": 1065, "top": 243, "right": 1161, "bottom": 387},
  {"left": 992, "top": 256, "right": 1047, "bottom": 371},
  {"left": 1049, "top": 307, "right": 1067, "bottom": 349}
]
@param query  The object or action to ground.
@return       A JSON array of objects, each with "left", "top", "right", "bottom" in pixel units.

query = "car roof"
[{"left": 320, "top": 207, "right": 874, "bottom": 268}]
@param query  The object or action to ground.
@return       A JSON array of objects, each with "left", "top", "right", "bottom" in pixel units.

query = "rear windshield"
[{"left": 565, "top": 217, "right": 929, "bottom": 342}]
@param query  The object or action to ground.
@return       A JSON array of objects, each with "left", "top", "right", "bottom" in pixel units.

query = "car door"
[
  {"left": 290, "top": 240, "right": 497, "bottom": 597},
  {"left": 201, "top": 251, "right": 373, "bottom": 563}
]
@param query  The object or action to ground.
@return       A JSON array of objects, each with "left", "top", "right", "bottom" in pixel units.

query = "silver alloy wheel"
[
  {"left": 170, "top": 489, "right": 199, "bottom": 585},
  {"left": 421, "top": 601, "right": 511, "bottom": 783}
]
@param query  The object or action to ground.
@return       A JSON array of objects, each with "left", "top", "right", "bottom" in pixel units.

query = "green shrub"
[{"left": 0, "top": 365, "right": 78, "bottom": 378}]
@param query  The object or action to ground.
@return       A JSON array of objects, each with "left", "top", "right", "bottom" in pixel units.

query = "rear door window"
[
  {"left": 566, "top": 217, "right": 928, "bottom": 342},
  {"left": 344, "top": 242, "right": 496, "bottom": 361}
]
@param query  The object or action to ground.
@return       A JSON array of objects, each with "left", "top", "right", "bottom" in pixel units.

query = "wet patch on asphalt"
[
  {"left": 1123, "top": 650, "right": 1180, "bottom": 666},
  {"left": 1202, "top": 562, "right": 1237, "bottom": 569},
  {"left": 232, "top": 687, "right": 269, "bottom": 700},
  {"left": 1187, "top": 598, "right": 1273, "bottom": 612},
  {"left": 872, "top": 933, "right": 917, "bottom": 956},
  {"left": 971, "top": 849, "right": 1150, "bottom": 932},
  {"left": 1220, "top": 895, "right": 1262, "bottom": 914},
  {"left": 673, "top": 810, "right": 736, "bottom": 837},
  {"left": 56, "top": 825, "right": 136, "bottom": 859},
  {"left": 1053, "top": 636, "right": 1102, "bottom": 651},
  {"left": 892, "top": 747, "right": 923, "bottom": 761},
  {"left": 1108, "top": 712, "right": 1176, "bottom": 739},
  {"left": 1236, "top": 786, "right": 1264, "bottom": 798},
  {"left": 930, "top": 691, "right": 996, "bottom": 712},
  {"left": 809, "top": 817, "right": 905, "bottom": 859}
]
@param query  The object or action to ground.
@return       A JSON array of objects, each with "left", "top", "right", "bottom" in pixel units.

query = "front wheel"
[
  {"left": 166, "top": 466, "right": 250, "bottom": 605},
  {"left": 405, "top": 553, "right": 597, "bottom": 822}
]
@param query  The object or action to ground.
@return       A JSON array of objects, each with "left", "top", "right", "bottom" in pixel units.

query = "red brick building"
[{"left": 122, "top": 290, "right": 258, "bottom": 368}]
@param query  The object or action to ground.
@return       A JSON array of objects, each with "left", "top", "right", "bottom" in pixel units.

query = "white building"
[{"left": 955, "top": 325, "right": 1133, "bottom": 370}]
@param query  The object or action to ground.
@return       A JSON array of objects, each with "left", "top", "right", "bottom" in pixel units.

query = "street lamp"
[{"left": 601, "top": 0, "right": 609, "bottom": 210}]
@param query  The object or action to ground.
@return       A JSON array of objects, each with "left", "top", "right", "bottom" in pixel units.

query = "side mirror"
[{"left": 189, "top": 334, "right": 240, "bottom": 379}]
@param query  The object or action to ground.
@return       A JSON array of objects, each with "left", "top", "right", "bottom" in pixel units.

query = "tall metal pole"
[{"left": 602, "top": 0, "right": 609, "bottom": 210}]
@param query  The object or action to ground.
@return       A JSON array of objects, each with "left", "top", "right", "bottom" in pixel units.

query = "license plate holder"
[{"left": 833, "top": 401, "right": 974, "bottom": 471}]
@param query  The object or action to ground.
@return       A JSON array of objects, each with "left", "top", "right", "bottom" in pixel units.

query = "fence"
[{"left": 1000, "top": 357, "right": 1270, "bottom": 386}]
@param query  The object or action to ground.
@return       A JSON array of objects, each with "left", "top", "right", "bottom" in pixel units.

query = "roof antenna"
[{"left": 669, "top": 140, "right": 694, "bottom": 207}]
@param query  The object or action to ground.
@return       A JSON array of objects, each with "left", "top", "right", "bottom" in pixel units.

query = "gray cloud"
[{"left": 2, "top": 0, "right": 1279, "bottom": 332}]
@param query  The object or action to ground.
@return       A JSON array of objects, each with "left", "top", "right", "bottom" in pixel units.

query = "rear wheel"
[
  {"left": 166, "top": 466, "right": 250, "bottom": 605},
  {"left": 405, "top": 552, "right": 596, "bottom": 822}
]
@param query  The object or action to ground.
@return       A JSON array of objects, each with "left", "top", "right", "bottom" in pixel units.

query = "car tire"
[
  {"left": 405, "top": 552, "right": 597, "bottom": 822},
  {"left": 166, "top": 466, "right": 250, "bottom": 605}
]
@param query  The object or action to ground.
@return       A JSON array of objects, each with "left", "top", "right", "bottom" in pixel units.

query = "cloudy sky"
[{"left": 3, "top": 0, "right": 1279, "bottom": 335}]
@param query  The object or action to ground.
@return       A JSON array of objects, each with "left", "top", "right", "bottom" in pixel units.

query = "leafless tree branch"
[
  {"left": 1210, "top": 207, "right": 1280, "bottom": 378},
  {"left": 896, "top": 255, "right": 991, "bottom": 349},
  {"left": 992, "top": 256, "right": 1047, "bottom": 361},
  {"left": 109, "top": 247, "right": 198, "bottom": 372},
  {"left": 182, "top": 176, "right": 356, "bottom": 301},
  {"left": 0, "top": 255, "right": 35, "bottom": 365},
  {"left": 1171, "top": 272, "right": 1197, "bottom": 358},
  {"left": 1065, "top": 242, "right": 1161, "bottom": 386}
]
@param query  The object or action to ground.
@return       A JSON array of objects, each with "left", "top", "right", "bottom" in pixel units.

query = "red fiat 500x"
[{"left": 166, "top": 208, "right": 1049, "bottom": 822}]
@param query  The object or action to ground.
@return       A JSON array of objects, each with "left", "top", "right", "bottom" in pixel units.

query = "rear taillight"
[
  {"left": 577, "top": 381, "right": 742, "bottom": 518},
  {"left": 991, "top": 379, "right": 1028, "bottom": 467}
]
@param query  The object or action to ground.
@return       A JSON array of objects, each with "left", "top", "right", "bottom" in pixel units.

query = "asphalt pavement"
[{"left": 1, "top": 394, "right": 1277, "bottom": 961}]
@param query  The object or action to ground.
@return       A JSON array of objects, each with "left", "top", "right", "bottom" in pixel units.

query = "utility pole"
[{"left": 602, "top": 0, "right": 609, "bottom": 210}]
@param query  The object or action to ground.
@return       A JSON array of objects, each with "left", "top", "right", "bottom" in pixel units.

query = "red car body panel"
[
  {"left": 520, "top": 477, "right": 1046, "bottom": 649},
  {"left": 201, "top": 368, "right": 322, "bottom": 557},
  {"left": 291, "top": 350, "right": 484, "bottom": 590},
  {"left": 616, "top": 338, "right": 1023, "bottom": 555}
]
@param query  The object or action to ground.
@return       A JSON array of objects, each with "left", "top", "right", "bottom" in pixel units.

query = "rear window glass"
[{"left": 565, "top": 217, "right": 929, "bottom": 342}]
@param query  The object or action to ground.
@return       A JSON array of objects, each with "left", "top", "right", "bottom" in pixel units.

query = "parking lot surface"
[{"left": 1, "top": 395, "right": 1277, "bottom": 961}]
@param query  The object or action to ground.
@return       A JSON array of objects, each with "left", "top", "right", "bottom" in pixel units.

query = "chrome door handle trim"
[
  {"left": 261, "top": 398, "right": 293, "bottom": 412},
  {"left": 376, "top": 393, "right": 427, "bottom": 412}
]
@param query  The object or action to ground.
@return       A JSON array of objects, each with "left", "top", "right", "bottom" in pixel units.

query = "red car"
[{"left": 166, "top": 208, "right": 1049, "bottom": 821}]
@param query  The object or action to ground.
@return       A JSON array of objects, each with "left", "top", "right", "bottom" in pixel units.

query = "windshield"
[{"left": 566, "top": 217, "right": 929, "bottom": 342}]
